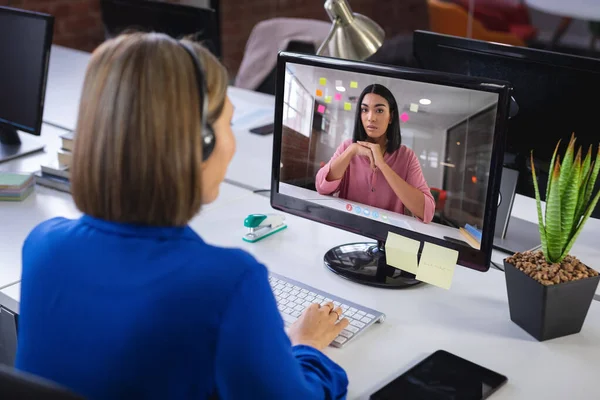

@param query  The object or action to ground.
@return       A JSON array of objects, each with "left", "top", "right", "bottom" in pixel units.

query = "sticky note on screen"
[
  {"left": 385, "top": 231, "right": 420, "bottom": 275},
  {"left": 415, "top": 242, "right": 458, "bottom": 290},
  {"left": 344, "top": 102, "right": 352, "bottom": 111},
  {"left": 319, "top": 77, "right": 327, "bottom": 85},
  {"left": 325, "top": 96, "right": 332, "bottom": 104},
  {"left": 316, "top": 89, "right": 323, "bottom": 97},
  {"left": 350, "top": 81, "right": 358, "bottom": 88}
]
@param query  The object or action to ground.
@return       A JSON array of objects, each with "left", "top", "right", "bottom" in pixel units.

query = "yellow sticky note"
[
  {"left": 416, "top": 242, "right": 458, "bottom": 290},
  {"left": 385, "top": 232, "right": 420, "bottom": 275},
  {"left": 344, "top": 102, "right": 352, "bottom": 111},
  {"left": 319, "top": 77, "right": 327, "bottom": 86},
  {"left": 325, "top": 95, "right": 332, "bottom": 104},
  {"left": 350, "top": 81, "right": 358, "bottom": 88}
]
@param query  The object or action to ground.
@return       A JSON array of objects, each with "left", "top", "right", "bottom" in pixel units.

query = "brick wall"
[
  {"left": 0, "top": 0, "right": 105, "bottom": 52},
  {"left": 0, "top": 0, "right": 429, "bottom": 75}
]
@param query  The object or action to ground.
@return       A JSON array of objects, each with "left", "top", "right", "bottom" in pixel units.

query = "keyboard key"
[
  {"left": 294, "top": 304, "right": 304, "bottom": 312},
  {"left": 291, "top": 311, "right": 301, "bottom": 317},
  {"left": 301, "top": 289, "right": 308, "bottom": 294},
  {"left": 366, "top": 313, "right": 375, "bottom": 319},
  {"left": 356, "top": 310, "right": 366, "bottom": 317},
  {"left": 333, "top": 336, "right": 348, "bottom": 345},
  {"left": 361, "top": 317, "right": 372, "bottom": 324},
  {"left": 339, "top": 330, "right": 354, "bottom": 338},
  {"left": 346, "top": 325, "right": 359, "bottom": 333},
  {"left": 281, "top": 313, "right": 297, "bottom": 325},
  {"left": 284, "top": 307, "right": 294, "bottom": 314},
  {"left": 333, "top": 301, "right": 341, "bottom": 306},
  {"left": 350, "top": 320, "right": 366, "bottom": 328},
  {"left": 349, "top": 307, "right": 357, "bottom": 313}
]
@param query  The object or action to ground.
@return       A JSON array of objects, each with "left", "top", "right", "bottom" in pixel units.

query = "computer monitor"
[
  {"left": 412, "top": 30, "right": 600, "bottom": 221},
  {"left": 0, "top": 6, "right": 53, "bottom": 164},
  {"left": 100, "top": 0, "right": 221, "bottom": 58},
  {"left": 270, "top": 52, "right": 512, "bottom": 288}
]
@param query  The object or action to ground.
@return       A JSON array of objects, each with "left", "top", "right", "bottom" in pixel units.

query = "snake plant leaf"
[
  {"left": 561, "top": 147, "right": 581, "bottom": 246},
  {"left": 584, "top": 146, "right": 600, "bottom": 208},
  {"left": 576, "top": 145, "right": 593, "bottom": 217},
  {"left": 546, "top": 159, "right": 562, "bottom": 262},
  {"left": 531, "top": 152, "right": 548, "bottom": 259},
  {"left": 545, "top": 140, "right": 561, "bottom": 205},
  {"left": 558, "top": 133, "right": 576, "bottom": 198},
  {"left": 560, "top": 189, "right": 600, "bottom": 262}
]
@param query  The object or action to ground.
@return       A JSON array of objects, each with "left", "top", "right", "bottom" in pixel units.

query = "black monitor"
[
  {"left": 271, "top": 52, "right": 512, "bottom": 288},
  {"left": 413, "top": 30, "right": 600, "bottom": 220},
  {"left": 100, "top": 0, "right": 221, "bottom": 58},
  {"left": 0, "top": 6, "right": 53, "bottom": 164}
]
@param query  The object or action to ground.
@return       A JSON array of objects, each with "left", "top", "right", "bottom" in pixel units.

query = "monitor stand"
[
  {"left": 0, "top": 126, "right": 45, "bottom": 164},
  {"left": 492, "top": 167, "right": 540, "bottom": 254},
  {"left": 324, "top": 241, "right": 423, "bottom": 289}
]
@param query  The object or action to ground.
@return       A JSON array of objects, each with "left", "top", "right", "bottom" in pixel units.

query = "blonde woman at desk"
[
  {"left": 315, "top": 84, "right": 435, "bottom": 223},
  {"left": 15, "top": 33, "right": 349, "bottom": 399}
]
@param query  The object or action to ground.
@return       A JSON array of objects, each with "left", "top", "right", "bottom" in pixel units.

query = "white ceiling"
[{"left": 286, "top": 63, "right": 499, "bottom": 131}]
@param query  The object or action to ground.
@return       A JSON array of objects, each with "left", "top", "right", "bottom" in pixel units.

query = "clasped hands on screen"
[{"left": 350, "top": 141, "right": 385, "bottom": 170}]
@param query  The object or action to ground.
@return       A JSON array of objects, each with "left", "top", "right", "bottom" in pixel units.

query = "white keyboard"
[{"left": 269, "top": 272, "right": 385, "bottom": 348}]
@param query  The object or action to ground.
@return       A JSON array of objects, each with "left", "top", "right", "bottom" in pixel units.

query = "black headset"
[{"left": 177, "top": 41, "right": 216, "bottom": 161}]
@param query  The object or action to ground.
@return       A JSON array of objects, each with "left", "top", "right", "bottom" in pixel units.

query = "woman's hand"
[
  {"left": 288, "top": 302, "right": 349, "bottom": 350},
  {"left": 357, "top": 141, "right": 385, "bottom": 169},
  {"left": 349, "top": 142, "right": 376, "bottom": 170}
]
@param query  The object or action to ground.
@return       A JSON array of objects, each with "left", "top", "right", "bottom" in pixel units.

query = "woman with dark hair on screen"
[{"left": 315, "top": 84, "right": 435, "bottom": 223}]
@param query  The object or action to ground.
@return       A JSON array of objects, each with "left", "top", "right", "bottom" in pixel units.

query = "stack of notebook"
[
  {"left": 0, "top": 173, "right": 35, "bottom": 201},
  {"left": 35, "top": 130, "right": 73, "bottom": 193}
]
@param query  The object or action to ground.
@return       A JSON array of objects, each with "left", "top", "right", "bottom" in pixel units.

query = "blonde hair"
[{"left": 71, "top": 32, "right": 228, "bottom": 226}]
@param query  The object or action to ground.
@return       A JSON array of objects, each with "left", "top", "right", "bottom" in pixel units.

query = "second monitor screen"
[{"left": 279, "top": 63, "right": 500, "bottom": 249}]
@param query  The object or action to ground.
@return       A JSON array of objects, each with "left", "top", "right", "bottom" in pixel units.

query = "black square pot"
[{"left": 504, "top": 259, "right": 600, "bottom": 341}]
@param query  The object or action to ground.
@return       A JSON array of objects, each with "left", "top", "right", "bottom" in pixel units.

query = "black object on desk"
[
  {"left": 370, "top": 350, "right": 508, "bottom": 400},
  {"left": 249, "top": 123, "right": 274, "bottom": 136}
]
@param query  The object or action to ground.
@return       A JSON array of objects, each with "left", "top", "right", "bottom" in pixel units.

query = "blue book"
[{"left": 464, "top": 224, "right": 482, "bottom": 242}]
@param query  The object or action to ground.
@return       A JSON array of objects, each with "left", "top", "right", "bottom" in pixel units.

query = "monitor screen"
[
  {"left": 413, "top": 30, "right": 600, "bottom": 219},
  {"left": 100, "top": 0, "right": 221, "bottom": 58},
  {"left": 0, "top": 7, "right": 53, "bottom": 134},
  {"left": 271, "top": 53, "right": 512, "bottom": 272}
]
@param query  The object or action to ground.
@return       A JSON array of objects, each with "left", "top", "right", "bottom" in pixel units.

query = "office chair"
[
  {"left": 0, "top": 364, "right": 85, "bottom": 399},
  {"left": 100, "top": 0, "right": 222, "bottom": 58}
]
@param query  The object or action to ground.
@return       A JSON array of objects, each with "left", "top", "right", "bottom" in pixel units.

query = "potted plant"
[{"left": 504, "top": 134, "right": 600, "bottom": 341}]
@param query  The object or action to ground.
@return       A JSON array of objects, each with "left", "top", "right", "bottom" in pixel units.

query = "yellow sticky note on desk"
[
  {"left": 385, "top": 232, "right": 420, "bottom": 275},
  {"left": 416, "top": 242, "right": 458, "bottom": 290}
]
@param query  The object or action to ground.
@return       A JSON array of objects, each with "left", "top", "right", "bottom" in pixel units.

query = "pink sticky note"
[
  {"left": 334, "top": 93, "right": 342, "bottom": 101},
  {"left": 400, "top": 112, "right": 410, "bottom": 122},
  {"left": 317, "top": 104, "right": 326, "bottom": 113}
]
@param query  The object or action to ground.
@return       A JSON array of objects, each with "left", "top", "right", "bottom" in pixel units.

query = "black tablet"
[{"left": 370, "top": 350, "right": 507, "bottom": 400}]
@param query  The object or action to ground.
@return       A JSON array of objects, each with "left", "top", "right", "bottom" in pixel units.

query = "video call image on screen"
[{"left": 278, "top": 63, "right": 500, "bottom": 249}]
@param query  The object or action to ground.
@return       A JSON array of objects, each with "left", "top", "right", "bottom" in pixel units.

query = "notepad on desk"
[{"left": 0, "top": 172, "right": 35, "bottom": 201}]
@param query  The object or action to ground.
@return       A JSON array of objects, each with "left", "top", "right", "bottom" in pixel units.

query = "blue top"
[{"left": 15, "top": 216, "right": 348, "bottom": 399}]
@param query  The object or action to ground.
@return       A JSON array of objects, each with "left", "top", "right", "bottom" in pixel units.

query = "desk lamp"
[{"left": 316, "top": 0, "right": 384, "bottom": 60}]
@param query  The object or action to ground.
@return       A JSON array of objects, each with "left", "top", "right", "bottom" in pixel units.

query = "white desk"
[
  {"left": 525, "top": 0, "right": 600, "bottom": 20},
  {"left": 0, "top": 124, "right": 68, "bottom": 175},
  {"left": 44, "top": 45, "right": 90, "bottom": 131},
  {"left": 2, "top": 179, "right": 600, "bottom": 399}
]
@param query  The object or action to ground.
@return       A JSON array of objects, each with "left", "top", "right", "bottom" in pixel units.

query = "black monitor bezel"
[
  {"left": 0, "top": 6, "right": 54, "bottom": 136},
  {"left": 270, "top": 52, "right": 513, "bottom": 272},
  {"left": 413, "top": 30, "right": 600, "bottom": 73}
]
